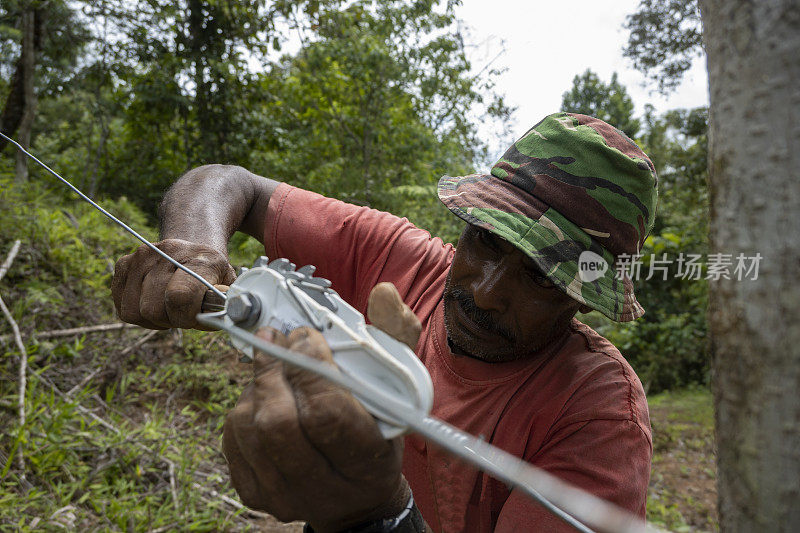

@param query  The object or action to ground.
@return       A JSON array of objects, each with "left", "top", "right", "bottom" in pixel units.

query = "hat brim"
[{"left": 438, "top": 174, "right": 644, "bottom": 322}]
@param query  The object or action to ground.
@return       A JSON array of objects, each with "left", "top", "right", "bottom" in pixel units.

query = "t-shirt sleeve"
[
  {"left": 494, "top": 419, "right": 651, "bottom": 532},
  {"left": 263, "top": 183, "right": 455, "bottom": 316}
]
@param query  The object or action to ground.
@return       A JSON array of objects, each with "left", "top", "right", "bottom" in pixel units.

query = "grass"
[
  {"left": 647, "top": 387, "right": 718, "bottom": 532},
  {"left": 0, "top": 175, "right": 289, "bottom": 531},
  {"left": 0, "top": 327, "right": 258, "bottom": 531}
]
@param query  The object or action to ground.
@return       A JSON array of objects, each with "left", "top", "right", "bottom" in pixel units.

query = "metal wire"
[
  {"left": 1, "top": 132, "right": 226, "bottom": 301},
  {"left": 199, "top": 312, "right": 659, "bottom": 533}
]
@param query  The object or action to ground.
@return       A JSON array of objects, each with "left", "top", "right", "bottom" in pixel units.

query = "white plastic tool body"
[{"left": 221, "top": 257, "right": 433, "bottom": 439}]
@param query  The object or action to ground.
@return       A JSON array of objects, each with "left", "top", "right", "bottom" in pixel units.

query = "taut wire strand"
[{"left": 0, "top": 132, "right": 226, "bottom": 301}]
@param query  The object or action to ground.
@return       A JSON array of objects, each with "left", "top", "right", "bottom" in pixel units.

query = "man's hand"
[
  {"left": 367, "top": 282, "right": 422, "bottom": 349},
  {"left": 111, "top": 239, "right": 236, "bottom": 330},
  {"left": 111, "top": 164, "right": 277, "bottom": 331},
  {"left": 223, "top": 283, "right": 422, "bottom": 531}
]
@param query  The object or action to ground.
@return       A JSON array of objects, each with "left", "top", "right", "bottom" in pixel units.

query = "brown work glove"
[
  {"left": 223, "top": 283, "right": 422, "bottom": 531},
  {"left": 111, "top": 239, "right": 236, "bottom": 330}
]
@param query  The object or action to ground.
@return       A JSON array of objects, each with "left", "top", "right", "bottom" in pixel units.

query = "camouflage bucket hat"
[{"left": 438, "top": 112, "right": 658, "bottom": 322}]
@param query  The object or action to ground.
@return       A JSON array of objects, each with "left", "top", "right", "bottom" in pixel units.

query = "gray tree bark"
[{"left": 700, "top": 0, "right": 800, "bottom": 531}]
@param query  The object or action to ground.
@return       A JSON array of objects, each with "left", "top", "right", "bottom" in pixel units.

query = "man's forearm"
[{"left": 158, "top": 164, "right": 278, "bottom": 253}]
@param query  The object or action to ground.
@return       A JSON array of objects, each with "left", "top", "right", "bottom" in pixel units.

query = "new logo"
[{"left": 578, "top": 251, "right": 608, "bottom": 282}]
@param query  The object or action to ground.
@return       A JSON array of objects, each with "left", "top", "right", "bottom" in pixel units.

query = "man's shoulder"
[
  {"left": 479, "top": 318, "right": 652, "bottom": 475},
  {"left": 544, "top": 319, "right": 651, "bottom": 437}
]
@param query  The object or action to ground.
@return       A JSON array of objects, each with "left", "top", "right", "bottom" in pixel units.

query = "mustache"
[{"left": 446, "top": 285, "right": 516, "bottom": 343}]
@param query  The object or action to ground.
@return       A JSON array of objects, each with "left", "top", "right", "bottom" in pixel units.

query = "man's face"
[{"left": 443, "top": 225, "right": 585, "bottom": 363}]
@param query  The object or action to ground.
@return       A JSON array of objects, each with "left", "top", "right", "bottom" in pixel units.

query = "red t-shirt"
[{"left": 264, "top": 184, "right": 652, "bottom": 532}]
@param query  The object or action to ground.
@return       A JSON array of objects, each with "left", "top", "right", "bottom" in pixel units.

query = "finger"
[
  {"left": 139, "top": 261, "right": 177, "bottom": 328},
  {"left": 111, "top": 253, "right": 133, "bottom": 315},
  {"left": 222, "top": 263, "right": 237, "bottom": 286},
  {"left": 282, "top": 328, "right": 353, "bottom": 402},
  {"left": 247, "top": 327, "right": 335, "bottom": 488},
  {"left": 119, "top": 248, "right": 164, "bottom": 329},
  {"left": 253, "top": 327, "right": 290, "bottom": 378},
  {"left": 164, "top": 252, "right": 233, "bottom": 329},
  {"left": 184, "top": 249, "right": 234, "bottom": 285},
  {"left": 237, "top": 328, "right": 401, "bottom": 518},
  {"left": 284, "top": 329, "right": 393, "bottom": 465},
  {"left": 367, "top": 282, "right": 421, "bottom": 349},
  {"left": 164, "top": 268, "right": 208, "bottom": 328},
  {"left": 222, "top": 411, "right": 267, "bottom": 509},
  {"left": 224, "top": 395, "right": 298, "bottom": 517},
  {"left": 283, "top": 327, "right": 336, "bottom": 379},
  {"left": 235, "top": 345, "right": 339, "bottom": 513}
]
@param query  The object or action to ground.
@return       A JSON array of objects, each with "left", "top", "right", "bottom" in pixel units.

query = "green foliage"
[
  {"left": 0, "top": 171, "right": 154, "bottom": 330},
  {"left": 228, "top": 231, "right": 268, "bottom": 269},
  {"left": 642, "top": 106, "right": 709, "bottom": 244},
  {"left": 623, "top": 0, "right": 704, "bottom": 94},
  {"left": 0, "top": 365, "right": 245, "bottom": 530},
  {"left": 0, "top": 175, "right": 254, "bottom": 530},
  {"left": 560, "top": 69, "right": 641, "bottom": 137},
  {"left": 385, "top": 184, "right": 463, "bottom": 245},
  {"left": 627, "top": 106, "right": 709, "bottom": 393},
  {"left": 0, "top": 0, "right": 92, "bottom": 95},
  {"left": 87, "top": 0, "right": 277, "bottom": 208},
  {"left": 3, "top": 0, "right": 507, "bottom": 230},
  {"left": 0, "top": 3, "right": 721, "bottom": 528},
  {"left": 250, "top": 0, "right": 505, "bottom": 235},
  {"left": 569, "top": 77, "right": 710, "bottom": 393}
]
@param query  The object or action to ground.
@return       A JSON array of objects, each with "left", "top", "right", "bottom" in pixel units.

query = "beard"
[
  {"left": 442, "top": 275, "right": 523, "bottom": 363},
  {"left": 442, "top": 273, "right": 569, "bottom": 363}
]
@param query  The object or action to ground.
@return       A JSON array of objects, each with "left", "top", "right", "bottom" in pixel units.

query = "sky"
[{"left": 456, "top": 0, "right": 709, "bottom": 158}]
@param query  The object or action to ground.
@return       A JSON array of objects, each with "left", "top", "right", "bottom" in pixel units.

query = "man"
[{"left": 112, "top": 113, "right": 657, "bottom": 532}]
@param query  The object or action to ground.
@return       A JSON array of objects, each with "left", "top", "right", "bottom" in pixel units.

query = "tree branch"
[
  {"left": 0, "top": 322, "right": 140, "bottom": 343},
  {"left": 0, "top": 240, "right": 28, "bottom": 486},
  {"left": 0, "top": 240, "right": 21, "bottom": 281}
]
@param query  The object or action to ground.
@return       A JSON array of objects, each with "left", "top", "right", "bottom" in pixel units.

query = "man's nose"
[{"left": 470, "top": 259, "right": 513, "bottom": 313}]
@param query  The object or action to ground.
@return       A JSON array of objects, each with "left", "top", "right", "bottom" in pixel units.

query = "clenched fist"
[
  {"left": 111, "top": 239, "right": 236, "bottom": 330},
  {"left": 223, "top": 283, "right": 423, "bottom": 531}
]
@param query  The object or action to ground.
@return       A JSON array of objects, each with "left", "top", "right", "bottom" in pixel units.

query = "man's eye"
[{"left": 527, "top": 269, "right": 555, "bottom": 288}]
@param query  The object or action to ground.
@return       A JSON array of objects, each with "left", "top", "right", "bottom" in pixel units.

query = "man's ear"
[{"left": 578, "top": 304, "right": 593, "bottom": 314}]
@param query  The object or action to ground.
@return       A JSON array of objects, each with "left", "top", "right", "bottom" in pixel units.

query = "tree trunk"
[
  {"left": 88, "top": 113, "right": 109, "bottom": 197},
  {"left": 700, "top": 1, "right": 800, "bottom": 531},
  {"left": 14, "top": 8, "right": 37, "bottom": 182},
  {"left": 0, "top": 7, "right": 43, "bottom": 152},
  {"left": 0, "top": 58, "right": 25, "bottom": 149}
]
